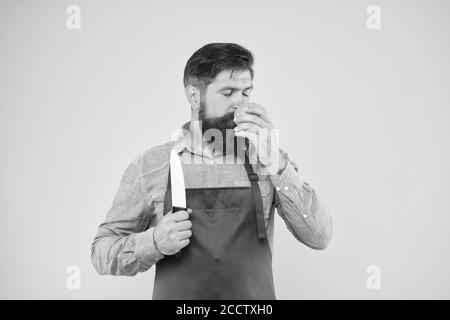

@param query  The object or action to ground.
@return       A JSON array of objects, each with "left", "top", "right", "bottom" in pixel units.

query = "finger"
[
  {"left": 236, "top": 124, "right": 274, "bottom": 145},
  {"left": 235, "top": 122, "right": 261, "bottom": 134},
  {"left": 174, "top": 219, "right": 192, "bottom": 231},
  {"left": 178, "top": 239, "right": 190, "bottom": 250},
  {"left": 170, "top": 209, "right": 191, "bottom": 222},
  {"left": 178, "top": 230, "right": 192, "bottom": 240},
  {"left": 235, "top": 113, "right": 270, "bottom": 128},
  {"left": 239, "top": 104, "right": 271, "bottom": 123},
  {"left": 167, "top": 208, "right": 192, "bottom": 215}
]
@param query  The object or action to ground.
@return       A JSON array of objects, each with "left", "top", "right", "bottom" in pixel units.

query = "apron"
[{"left": 152, "top": 153, "right": 276, "bottom": 300}]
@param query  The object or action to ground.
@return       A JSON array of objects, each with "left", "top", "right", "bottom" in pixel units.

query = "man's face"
[{"left": 199, "top": 69, "right": 253, "bottom": 133}]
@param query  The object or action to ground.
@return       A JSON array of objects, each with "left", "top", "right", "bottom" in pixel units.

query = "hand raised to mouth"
[{"left": 234, "top": 103, "right": 287, "bottom": 175}]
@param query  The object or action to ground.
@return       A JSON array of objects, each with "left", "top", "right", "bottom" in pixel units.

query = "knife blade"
[{"left": 169, "top": 148, "right": 186, "bottom": 212}]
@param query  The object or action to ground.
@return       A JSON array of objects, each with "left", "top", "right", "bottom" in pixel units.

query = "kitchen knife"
[
  {"left": 170, "top": 149, "right": 187, "bottom": 258},
  {"left": 170, "top": 148, "right": 186, "bottom": 212}
]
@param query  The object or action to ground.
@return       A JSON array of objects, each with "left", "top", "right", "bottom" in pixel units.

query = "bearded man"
[{"left": 91, "top": 43, "right": 333, "bottom": 300}]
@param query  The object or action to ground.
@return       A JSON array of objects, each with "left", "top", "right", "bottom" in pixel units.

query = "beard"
[
  {"left": 198, "top": 100, "right": 248, "bottom": 158},
  {"left": 200, "top": 108, "right": 236, "bottom": 135}
]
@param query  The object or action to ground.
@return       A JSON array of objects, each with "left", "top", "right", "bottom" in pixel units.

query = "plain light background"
[{"left": 1, "top": 0, "right": 449, "bottom": 299}]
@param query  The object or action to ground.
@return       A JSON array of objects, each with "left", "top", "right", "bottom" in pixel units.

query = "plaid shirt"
[{"left": 91, "top": 124, "right": 333, "bottom": 276}]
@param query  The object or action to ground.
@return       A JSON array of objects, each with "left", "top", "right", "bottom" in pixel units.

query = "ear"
[{"left": 185, "top": 85, "right": 201, "bottom": 110}]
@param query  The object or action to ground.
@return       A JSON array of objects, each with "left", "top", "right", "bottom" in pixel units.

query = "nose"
[
  {"left": 232, "top": 96, "right": 247, "bottom": 109},
  {"left": 233, "top": 91, "right": 250, "bottom": 104},
  {"left": 231, "top": 103, "right": 242, "bottom": 113}
]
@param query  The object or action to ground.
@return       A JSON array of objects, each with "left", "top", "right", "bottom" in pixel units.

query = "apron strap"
[
  {"left": 243, "top": 152, "right": 267, "bottom": 239},
  {"left": 162, "top": 167, "right": 172, "bottom": 215}
]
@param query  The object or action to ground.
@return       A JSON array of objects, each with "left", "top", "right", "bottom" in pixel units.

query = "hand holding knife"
[{"left": 153, "top": 149, "right": 192, "bottom": 257}]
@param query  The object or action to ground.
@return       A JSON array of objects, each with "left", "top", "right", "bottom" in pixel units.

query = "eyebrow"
[{"left": 218, "top": 85, "right": 254, "bottom": 91}]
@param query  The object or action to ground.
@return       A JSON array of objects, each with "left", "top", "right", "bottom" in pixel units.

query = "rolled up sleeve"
[
  {"left": 91, "top": 160, "right": 164, "bottom": 276},
  {"left": 269, "top": 153, "right": 333, "bottom": 250}
]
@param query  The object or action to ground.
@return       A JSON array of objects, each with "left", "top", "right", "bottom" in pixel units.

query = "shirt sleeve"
[
  {"left": 90, "top": 160, "right": 164, "bottom": 276},
  {"left": 269, "top": 151, "right": 333, "bottom": 250}
]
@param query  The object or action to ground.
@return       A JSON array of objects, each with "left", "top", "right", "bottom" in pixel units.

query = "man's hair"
[{"left": 183, "top": 43, "right": 254, "bottom": 90}]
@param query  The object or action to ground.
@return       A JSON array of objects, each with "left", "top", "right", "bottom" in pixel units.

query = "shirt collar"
[
  {"left": 173, "top": 121, "right": 204, "bottom": 157},
  {"left": 174, "top": 121, "right": 242, "bottom": 160}
]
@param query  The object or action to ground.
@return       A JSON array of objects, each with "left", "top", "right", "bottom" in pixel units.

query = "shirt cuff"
[{"left": 134, "top": 227, "right": 165, "bottom": 265}]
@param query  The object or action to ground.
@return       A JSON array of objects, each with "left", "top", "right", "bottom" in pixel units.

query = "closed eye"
[
  {"left": 222, "top": 90, "right": 250, "bottom": 97},
  {"left": 221, "top": 89, "right": 233, "bottom": 96}
]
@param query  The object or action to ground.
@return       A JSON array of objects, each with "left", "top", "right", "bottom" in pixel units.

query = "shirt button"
[
  {"left": 284, "top": 186, "right": 289, "bottom": 191},
  {"left": 303, "top": 214, "right": 308, "bottom": 218},
  {"left": 276, "top": 186, "right": 281, "bottom": 191}
]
